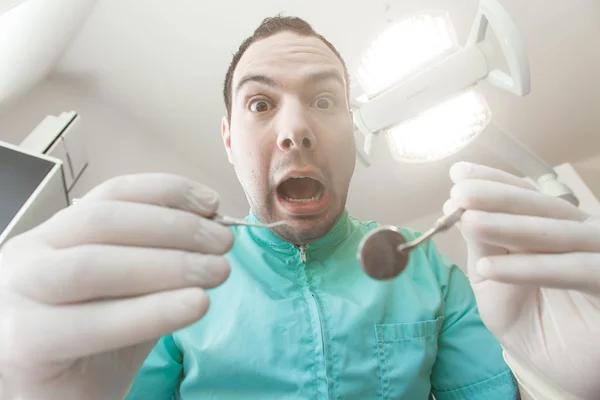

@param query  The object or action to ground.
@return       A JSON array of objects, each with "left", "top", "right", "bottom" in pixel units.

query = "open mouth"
[
  {"left": 276, "top": 176, "right": 328, "bottom": 215},
  {"left": 277, "top": 176, "right": 325, "bottom": 203}
]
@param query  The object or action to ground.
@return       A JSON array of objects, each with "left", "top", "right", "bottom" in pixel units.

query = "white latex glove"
[
  {"left": 0, "top": 174, "right": 234, "bottom": 400},
  {"left": 443, "top": 162, "right": 600, "bottom": 399}
]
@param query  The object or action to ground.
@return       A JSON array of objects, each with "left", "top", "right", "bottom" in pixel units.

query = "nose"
[{"left": 276, "top": 100, "right": 317, "bottom": 152}]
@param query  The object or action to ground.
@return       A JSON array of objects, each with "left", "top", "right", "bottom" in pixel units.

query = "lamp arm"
[
  {"left": 477, "top": 123, "right": 579, "bottom": 206},
  {"left": 467, "top": 0, "right": 531, "bottom": 96},
  {"left": 477, "top": 123, "right": 552, "bottom": 180}
]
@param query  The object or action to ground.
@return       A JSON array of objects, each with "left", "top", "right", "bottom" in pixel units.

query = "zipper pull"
[{"left": 298, "top": 245, "right": 307, "bottom": 263}]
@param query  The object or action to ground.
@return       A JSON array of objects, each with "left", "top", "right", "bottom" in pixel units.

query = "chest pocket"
[{"left": 375, "top": 317, "right": 444, "bottom": 400}]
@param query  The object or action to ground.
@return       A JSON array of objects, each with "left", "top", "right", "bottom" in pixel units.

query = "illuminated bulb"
[
  {"left": 386, "top": 89, "right": 492, "bottom": 162},
  {"left": 357, "top": 13, "right": 459, "bottom": 98}
]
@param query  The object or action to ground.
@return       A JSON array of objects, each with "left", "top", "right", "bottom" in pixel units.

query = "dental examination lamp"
[
  {"left": 352, "top": 0, "right": 578, "bottom": 205},
  {"left": 354, "top": 0, "right": 579, "bottom": 280}
]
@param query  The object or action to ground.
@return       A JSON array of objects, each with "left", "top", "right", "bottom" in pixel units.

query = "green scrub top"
[{"left": 126, "top": 210, "right": 517, "bottom": 399}]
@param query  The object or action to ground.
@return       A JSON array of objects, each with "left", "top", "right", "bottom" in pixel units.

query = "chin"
[{"left": 272, "top": 200, "right": 342, "bottom": 244}]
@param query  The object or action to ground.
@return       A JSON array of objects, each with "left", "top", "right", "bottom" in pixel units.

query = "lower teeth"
[{"left": 284, "top": 194, "right": 322, "bottom": 203}]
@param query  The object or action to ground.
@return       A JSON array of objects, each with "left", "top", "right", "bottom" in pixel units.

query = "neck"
[{"left": 245, "top": 208, "right": 350, "bottom": 251}]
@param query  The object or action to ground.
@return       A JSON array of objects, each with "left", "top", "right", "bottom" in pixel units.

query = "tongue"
[{"left": 279, "top": 178, "right": 320, "bottom": 200}]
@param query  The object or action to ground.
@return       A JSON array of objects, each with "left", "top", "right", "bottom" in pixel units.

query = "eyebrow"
[
  {"left": 305, "top": 70, "right": 345, "bottom": 88},
  {"left": 235, "top": 69, "right": 345, "bottom": 95},
  {"left": 235, "top": 75, "right": 280, "bottom": 95}
]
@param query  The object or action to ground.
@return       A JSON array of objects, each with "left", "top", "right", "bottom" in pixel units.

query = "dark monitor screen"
[{"left": 0, "top": 145, "right": 56, "bottom": 234}]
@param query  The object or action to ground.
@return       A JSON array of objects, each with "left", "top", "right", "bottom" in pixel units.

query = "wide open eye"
[
  {"left": 312, "top": 95, "right": 336, "bottom": 110},
  {"left": 249, "top": 99, "right": 273, "bottom": 113}
]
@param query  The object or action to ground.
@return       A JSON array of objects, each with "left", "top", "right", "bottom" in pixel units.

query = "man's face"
[{"left": 222, "top": 31, "right": 356, "bottom": 244}]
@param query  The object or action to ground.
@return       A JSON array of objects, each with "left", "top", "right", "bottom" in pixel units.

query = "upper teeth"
[{"left": 291, "top": 176, "right": 308, "bottom": 179}]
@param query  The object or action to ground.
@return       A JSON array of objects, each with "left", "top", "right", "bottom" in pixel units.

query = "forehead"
[{"left": 233, "top": 31, "right": 346, "bottom": 90}]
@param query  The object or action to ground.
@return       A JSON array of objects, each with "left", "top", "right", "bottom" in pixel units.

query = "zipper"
[
  {"left": 311, "top": 292, "right": 328, "bottom": 384},
  {"left": 298, "top": 244, "right": 330, "bottom": 397}
]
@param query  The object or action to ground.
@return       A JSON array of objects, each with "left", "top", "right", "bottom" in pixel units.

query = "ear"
[{"left": 221, "top": 116, "right": 233, "bottom": 164}]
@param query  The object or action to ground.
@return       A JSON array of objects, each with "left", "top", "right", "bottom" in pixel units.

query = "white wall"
[{"left": 0, "top": 78, "right": 244, "bottom": 215}]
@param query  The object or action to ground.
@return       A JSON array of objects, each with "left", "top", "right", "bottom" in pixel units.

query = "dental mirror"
[
  {"left": 357, "top": 208, "right": 465, "bottom": 280},
  {"left": 357, "top": 226, "right": 410, "bottom": 280}
]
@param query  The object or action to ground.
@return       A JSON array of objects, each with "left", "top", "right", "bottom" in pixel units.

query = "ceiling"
[
  {"left": 0, "top": 0, "right": 95, "bottom": 107},
  {"left": 35, "top": 0, "right": 600, "bottom": 222}
]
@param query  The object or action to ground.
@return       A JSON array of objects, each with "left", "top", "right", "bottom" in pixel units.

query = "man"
[{"left": 0, "top": 15, "right": 599, "bottom": 400}]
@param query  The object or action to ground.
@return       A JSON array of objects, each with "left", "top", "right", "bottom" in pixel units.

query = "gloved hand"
[
  {"left": 0, "top": 174, "right": 234, "bottom": 400},
  {"left": 443, "top": 162, "right": 600, "bottom": 399}
]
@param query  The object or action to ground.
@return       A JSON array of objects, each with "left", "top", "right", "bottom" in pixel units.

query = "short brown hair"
[{"left": 223, "top": 15, "right": 350, "bottom": 119}]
